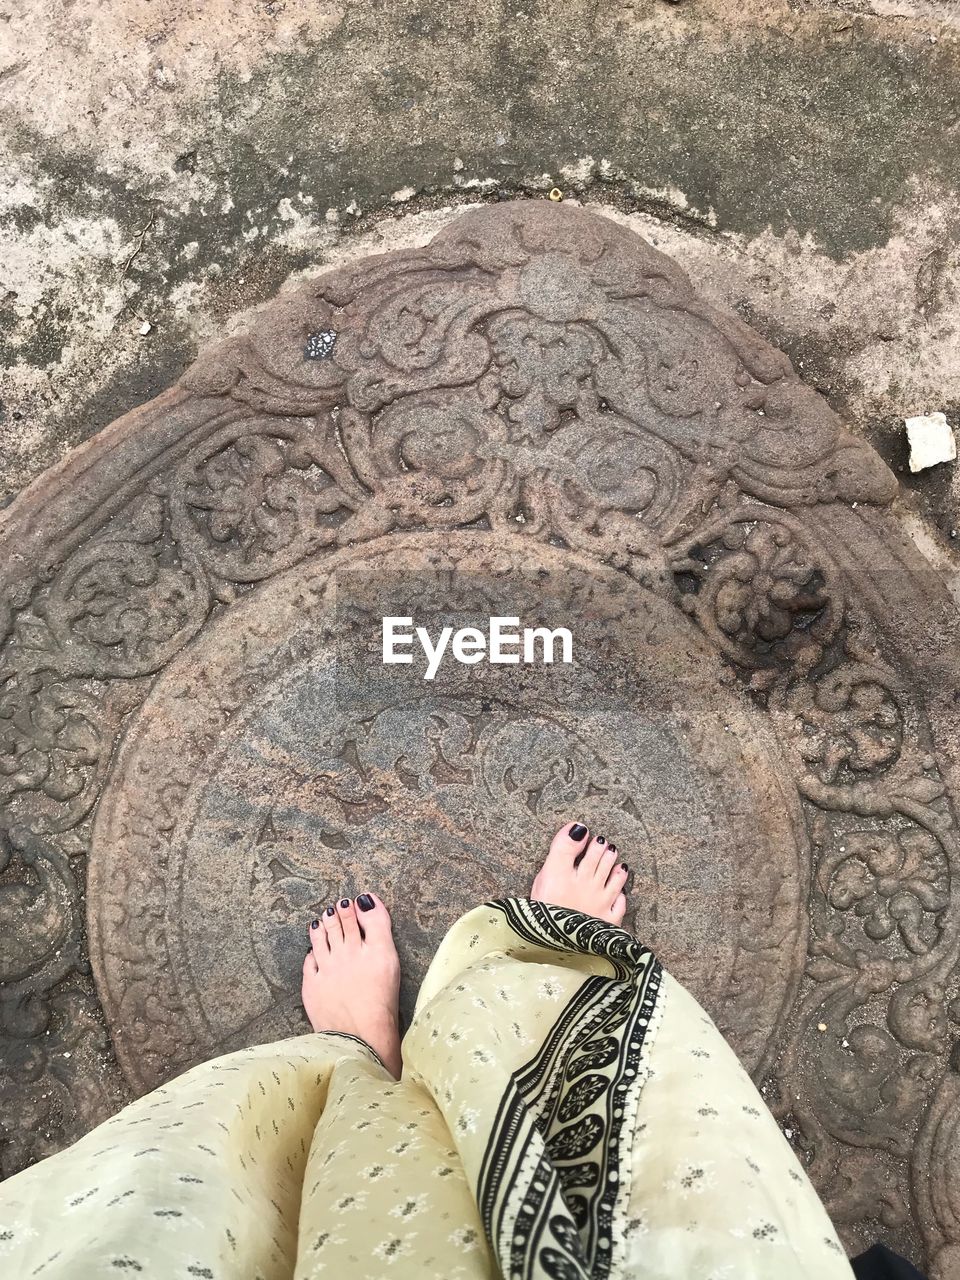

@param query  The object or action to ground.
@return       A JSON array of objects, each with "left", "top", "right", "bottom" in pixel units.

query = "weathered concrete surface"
[
  {"left": 2, "top": 0, "right": 960, "bottom": 561},
  {"left": 3, "top": 201, "right": 960, "bottom": 1272}
]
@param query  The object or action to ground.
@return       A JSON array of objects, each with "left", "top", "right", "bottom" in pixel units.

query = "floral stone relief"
[{"left": 1, "top": 201, "right": 959, "bottom": 1274}]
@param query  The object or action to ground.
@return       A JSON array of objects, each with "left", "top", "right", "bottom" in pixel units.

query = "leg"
[
  {"left": 0, "top": 893, "right": 406, "bottom": 1278},
  {"left": 294, "top": 889, "right": 496, "bottom": 1278},
  {"left": 302, "top": 892, "right": 402, "bottom": 1079},
  {"left": 532, "top": 821, "right": 852, "bottom": 1277},
  {"left": 0, "top": 1034, "right": 389, "bottom": 1279},
  {"left": 620, "top": 971, "right": 852, "bottom": 1278},
  {"left": 294, "top": 1057, "right": 495, "bottom": 1280},
  {"left": 405, "top": 821, "right": 853, "bottom": 1279}
]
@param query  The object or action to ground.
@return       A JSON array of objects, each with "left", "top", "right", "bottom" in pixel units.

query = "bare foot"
[
  {"left": 530, "top": 822, "right": 629, "bottom": 925},
  {"left": 301, "top": 893, "right": 402, "bottom": 1079}
]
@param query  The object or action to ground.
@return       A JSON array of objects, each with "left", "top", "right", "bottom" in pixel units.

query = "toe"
[
  {"left": 309, "top": 912, "right": 329, "bottom": 959},
  {"left": 605, "top": 863, "right": 629, "bottom": 905},
  {"left": 546, "top": 821, "right": 590, "bottom": 866},
  {"left": 579, "top": 834, "right": 609, "bottom": 875},
  {"left": 595, "top": 848, "right": 619, "bottom": 885},
  {"left": 356, "top": 892, "right": 392, "bottom": 943},
  {"left": 302, "top": 950, "right": 318, "bottom": 979},
  {"left": 336, "top": 896, "right": 362, "bottom": 944},
  {"left": 609, "top": 892, "right": 627, "bottom": 925},
  {"left": 321, "top": 903, "right": 342, "bottom": 948}
]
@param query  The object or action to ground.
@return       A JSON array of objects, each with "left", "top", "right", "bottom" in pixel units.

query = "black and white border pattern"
[{"left": 477, "top": 899, "right": 663, "bottom": 1280}]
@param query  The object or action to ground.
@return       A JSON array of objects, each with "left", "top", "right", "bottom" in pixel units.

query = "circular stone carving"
[
  {"left": 7, "top": 200, "right": 959, "bottom": 1265},
  {"left": 88, "top": 534, "right": 807, "bottom": 1093}
]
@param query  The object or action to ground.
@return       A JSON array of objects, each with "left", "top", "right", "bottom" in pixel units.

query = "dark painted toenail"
[
  {"left": 621, "top": 863, "right": 628, "bottom": 872},
  {"left": 340, "top": 898, "right": 350, "bottom": 908},
  {"left": 357, "top": 894, "right": 375, "bottom": 911},
  {"left": 325, "top": 905, "right": 335, "bottom": 916},
  {"left": 597, "top": 835, "right": 606, "bottom": 844},
  {"left": 569, "top": 823, "right": 588, "bottom": 840},
  {"left": 311, "top": 918, "right": 320, "bottom": 929},
  {"left": 608, "top": 844, "right": 617, "bottom": 853}
]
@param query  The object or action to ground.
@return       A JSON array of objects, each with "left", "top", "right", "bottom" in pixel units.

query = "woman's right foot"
[
  {"left": 530, "top": 822, "right": 629, "bottom": 925},
  {"left": 302, "top": 893, "right": 403, "bottom": 1079}
]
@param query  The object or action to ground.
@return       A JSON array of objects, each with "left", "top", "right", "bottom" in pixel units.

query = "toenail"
[
  {"left": 357, "top": 894, "right": 375, "bottom": 911},
  {"left": 325, "top": 905, "right": 335, "bottom": 916},
  {"left": 621, "top": 862, "right": 628, "bottom": 872},
  {"left": 608, "top": 844, "right": 617, "bottom": 854},
  {"left": 597, "top": 834, "right": 606, "bottom": 844},
  {"left": 569, "top": 823, "right": 588, "bottom": 840},
  {"left": 340, "top": 898, "right": 350, "bottom": 908},
  {"left": 310, "top": 918, "right": 320, "bottom": 929}
]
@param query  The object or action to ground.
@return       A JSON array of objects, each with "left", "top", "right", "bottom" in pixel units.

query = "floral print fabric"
[{"left": 0, "top": 899, "right": 853, "bottom": 1279}]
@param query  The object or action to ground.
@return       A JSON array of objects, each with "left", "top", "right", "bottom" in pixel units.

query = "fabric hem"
[
  {"left": 609, "top": 967, "right": 671, "bottom": 1277},
  {"left": 312, "top": 1029, "right": 390, "bottom": 1075},
  {"left": 475, "top": 897, "right": 666, "bottom": 1280}
]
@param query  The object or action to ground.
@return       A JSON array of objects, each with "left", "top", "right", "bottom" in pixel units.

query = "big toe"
[
  {"left": 545, "top": 821, "right": 591, "bottom": 868},
  {"left": 357, "top": 892, "right": 393, "bottom": 945}
]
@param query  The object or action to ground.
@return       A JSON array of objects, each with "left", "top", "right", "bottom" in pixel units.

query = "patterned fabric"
[
  {"left": 0, "top": 899, "right": 854, "bottom": 1280},
  {"left": 474, "top": 900, "right": 663, "bottom": 1280}
]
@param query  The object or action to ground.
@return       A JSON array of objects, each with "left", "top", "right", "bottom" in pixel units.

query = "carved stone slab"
[
  {"left": 2, "top": 201, "right": 959, "bottom": 1273},
  {"left": 88, "top": 538, "right": 809, "bottom": 1091}
]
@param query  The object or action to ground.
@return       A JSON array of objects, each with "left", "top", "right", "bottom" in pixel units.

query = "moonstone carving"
[{"left": 1, "top": 201, "right": 958, "bottom": 1273}]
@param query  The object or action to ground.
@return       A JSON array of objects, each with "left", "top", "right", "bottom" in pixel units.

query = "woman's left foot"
[{"left": 302, "top": 893, "right": 403, "bottom": 1079}]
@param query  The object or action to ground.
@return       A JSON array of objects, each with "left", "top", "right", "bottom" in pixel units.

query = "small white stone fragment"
[
  {"left": 906, "top": 412, "right": 956, "bottom": 473},
  {"left": 391, "top": 186, "right": 416, "bottom": 203},
  {"left": 817, "top": 1022, "right": 827, "bottom": 1032},
  {"left": 138, "top": 320, "right": 152, "bottom": 336},
  {"left": 453, "top": 156, "right": 464, "bottom": 171},
  {"left": 784, "top": 1127, "right": 793, "bottom": 1139}
]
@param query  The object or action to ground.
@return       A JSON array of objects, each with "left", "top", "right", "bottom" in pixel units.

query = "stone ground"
[
  {"left": 3, "top": 0, "right": 960, "bottom": 1275},
  {"left": 2, "top": 0, "right": 960, "bottom": 575}
]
